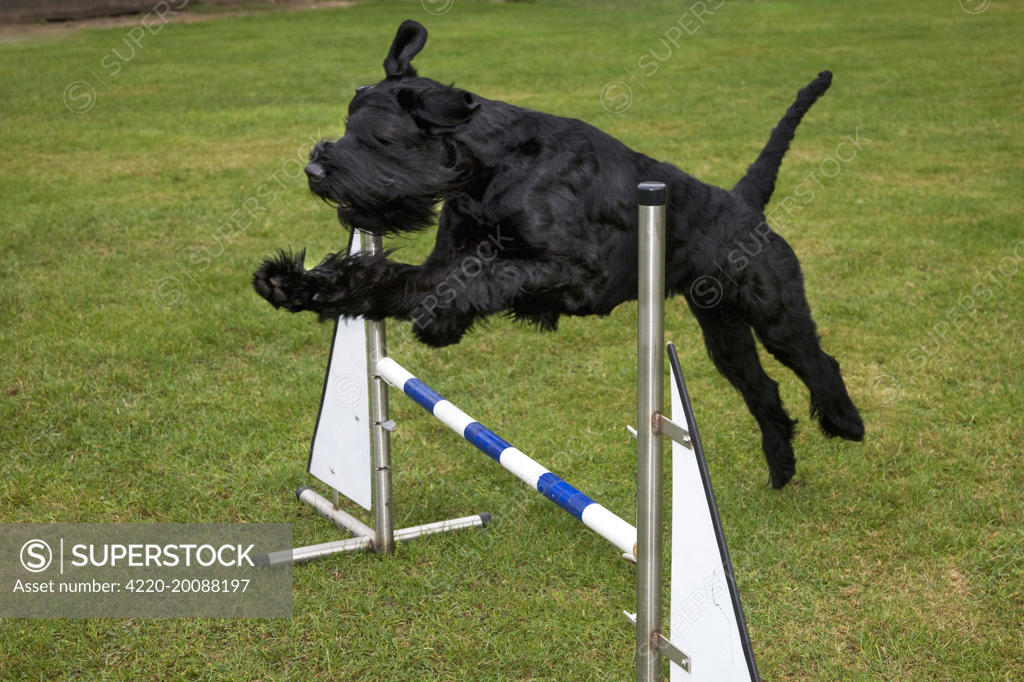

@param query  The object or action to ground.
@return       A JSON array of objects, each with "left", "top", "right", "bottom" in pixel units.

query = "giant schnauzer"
[{"left": 253, "top": 20, "right": 864, "bottom": 488}]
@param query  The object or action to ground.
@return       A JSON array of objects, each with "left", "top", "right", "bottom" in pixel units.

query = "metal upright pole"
[
  {"left": 636, "top": 181, "right": 666, "bottom": 682},
  {"left": 366, "top": 232, "right": 395, "bottom": 553}
]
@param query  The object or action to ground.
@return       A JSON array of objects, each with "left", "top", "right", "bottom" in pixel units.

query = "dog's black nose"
[{"left": 305, "top": 162, "right": 325, "bottom": 182}]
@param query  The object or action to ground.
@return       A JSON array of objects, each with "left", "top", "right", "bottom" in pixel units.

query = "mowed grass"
[{"left": 1, "top": 0, "right": 1021, "bottom": 679}]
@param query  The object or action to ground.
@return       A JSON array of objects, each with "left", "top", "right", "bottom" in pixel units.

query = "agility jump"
[{"left": 257, "top": 183, "right": 757, "bottom": 681}]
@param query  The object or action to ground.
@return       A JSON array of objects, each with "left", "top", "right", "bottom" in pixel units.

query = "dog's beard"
[
  {"left": 331, "top": 193, "right": 439, "bottom": 236},
  {"left": 313, "top": 160, "right": 460, "bottom": 235},
  {"left": 312, "top": 175, "right": 438, "bottom": 236}
]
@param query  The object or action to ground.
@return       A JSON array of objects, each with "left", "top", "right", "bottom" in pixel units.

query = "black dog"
[{"left": 254, "top": 20, "right": 863, "bottom": 488}]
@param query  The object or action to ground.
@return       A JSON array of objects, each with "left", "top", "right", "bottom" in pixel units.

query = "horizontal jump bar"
[{"left": 377, "top": 357, "right": 637, "bottom": 560}]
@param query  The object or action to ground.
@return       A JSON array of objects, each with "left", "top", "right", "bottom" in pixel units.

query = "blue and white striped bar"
[{"left": 377, "top": 357, "right": 638, "bottom": 560}]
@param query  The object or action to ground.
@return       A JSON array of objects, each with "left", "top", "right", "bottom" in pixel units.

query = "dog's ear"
[
  {"left": 397, "top": 87, "right": 480, "bottom": 132},
  {"left": 384, "top": 20, "right": 428, "bottom": 78}
]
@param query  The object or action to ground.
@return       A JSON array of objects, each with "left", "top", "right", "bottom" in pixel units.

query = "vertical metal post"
[
  {"left": 365, "top": 232, "right": 395, "bottom": 553},
  {"left": 636, "top": 181, "right": 666, "bottom": 681}
]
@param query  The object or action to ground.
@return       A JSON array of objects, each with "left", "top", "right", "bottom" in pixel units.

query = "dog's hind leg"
[
  {"left": 753, "top": 306, "right": 864, "bottom": 443},
  {"left": 691, "top": 308, "right": 798, "bottom": 489}
]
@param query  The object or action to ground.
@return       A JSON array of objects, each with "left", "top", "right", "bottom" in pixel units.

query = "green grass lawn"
[{"left": 1, "top": 0, "right": 1021, "bottom": 678}]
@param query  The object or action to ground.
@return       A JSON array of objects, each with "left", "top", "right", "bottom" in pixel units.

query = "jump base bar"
[{"left": 257, "top": 491, "right": 491, "bottom": 567}]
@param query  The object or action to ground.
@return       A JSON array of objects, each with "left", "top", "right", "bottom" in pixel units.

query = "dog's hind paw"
[
  {"left": 253, "top": 250, "right": 315, "bottom": 312},
  {"left": 817, "top": 409, "right": 865, "bottom": 442},
  {"left": 769, "top": 461, "right": 796, "bottom": 490},
  {"left": 811, "top": 394, "right": 865, "bottom": 442},
  {"left": 763, "top": 433, "right": 797, "bottom": 489}
]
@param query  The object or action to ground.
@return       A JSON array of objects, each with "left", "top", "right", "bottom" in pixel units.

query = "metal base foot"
[{"left": 255, "top": 487, "right": 491, "bottom": 566}]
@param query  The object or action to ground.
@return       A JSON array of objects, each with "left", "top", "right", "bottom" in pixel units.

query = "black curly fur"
[{"left": 253, "top": 20, "right": 863, "bottom": 488}]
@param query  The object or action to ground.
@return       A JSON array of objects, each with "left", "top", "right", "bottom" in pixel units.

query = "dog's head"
[{"left": 306, "top": 20, "right": 481, "bottom": 235}]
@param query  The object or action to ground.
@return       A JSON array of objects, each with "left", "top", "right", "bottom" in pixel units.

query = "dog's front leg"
[
  {"left": 254, "top": 248, "right": 524, "bottom": 344},
  {"left": 253, "top": 249, "right": 421, "bottom": 319}
]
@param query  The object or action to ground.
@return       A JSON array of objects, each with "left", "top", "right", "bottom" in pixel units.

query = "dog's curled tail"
[{"left": 732, "top": 70, "right": 833, "bottom": 210}]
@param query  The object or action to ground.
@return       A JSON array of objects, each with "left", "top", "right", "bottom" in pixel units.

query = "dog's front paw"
[{"left": 253, "top": 250, "right": 315, "bottom": 312}]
